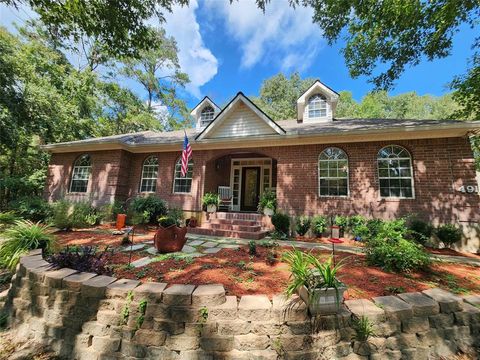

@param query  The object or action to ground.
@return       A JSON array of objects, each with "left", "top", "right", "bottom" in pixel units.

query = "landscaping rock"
[
  {"left": 372, "top": 296, "right": 413, "bottom": 320},
  {"left": 203, "top": 247, "right": 221, "bottom": 254},
  {"left": 162, "top": 284, "right": 195, "bottom": 305},
  {"left": 463, "top": 294, "right": 480, "bottom": 307},
  {"left": 199, "top": 336, "right": 234, "bottom": 352},
  {"left": 43, "top": 268, "right": 78, "bottom": 288},
  {"left": 218, "top": 244, "right": 240, "bottom": 249},
  {"left": 130, "top": 257, "right": 153, "bottom": 268},
  {"left": 217, "top": 320, "right": 251, "bottom": 335},
  {"left": 401, "top": 317, "right": 430, "bottom": 333},
  {"left": 422, "top": 288, "right": 463, "bottom": 313},
  {"left": 397, "top": 292, "right": 439, "bottom": 317},
  {"left": 187, "top": 240, "right": 204, "bottom": 246},
  {"left": 81, "top": 275, "right": 117, "bottom": 298},
  {"left": 345, "top": 299, "right": 385, "bottom": 323},
  {"left": 201, "top": 241, "right": 218, "bottom": 248},
  {"left": 429, "top": 313, "right": 454, "bottom": 328},
  {"left": 121, "top": 244, "right": 145, "bottom": 252},
  {"left": 209, "top": 295, "right": 238, "bottom": 320},
  {"left": 238, "top": 295, "right": 271, "bottom": 321},
  {"left": 181, "top": 244, "right": 197, "bottom": 253},
  {"left": 133, "top": 282, "right": 167, "bottom": 303},
  {"left": 192, "top": 284, "right": 225, "bottom": 306},
  {"left": 234, "top": 333, "right": 270, "bottom": 350},
  {"left": 62, "top": 272, "right": 97, "bottom": 291},
  {"left": 106, "top": 278, "right": 140, "bottom": 298},
  {"left": 146, "top": 247, "right": 157, "bottom": 255},
  {"left": 454, "top": 302, "right": 480, "bottom": 325},
  {"left": 133, "top": 329, "right": 167, "bottom": 346}
]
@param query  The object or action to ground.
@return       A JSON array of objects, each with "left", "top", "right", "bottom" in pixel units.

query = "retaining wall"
[{"left": 1, "top": 251, "right": 480, "bottom": 360}]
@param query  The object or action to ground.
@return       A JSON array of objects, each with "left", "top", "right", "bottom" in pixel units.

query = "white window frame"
[
  {"left": 200, "top": 105, "right": 215, "bottom": 127},
  {"left": 139, "top": 155, "right": 158, "bottom": 193},
  {"left": 173, "top": 158, "right": 193, "bottom": 194},
  {"left": 69, "top": 154, "right": 91, "bottom": 193},
  {"left": 308, "top": 93, "right": 328, "bottom": 119},
  {"left": 318, "top": 147, "right": 349, "bottom": 197},
  {"left": 377, "top": 145, "right": 415, "bottom": 199}
]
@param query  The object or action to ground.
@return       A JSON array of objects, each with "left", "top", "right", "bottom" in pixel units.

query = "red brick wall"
[{"left": 44, "top": 137, "right": 480, "bottom": 249}]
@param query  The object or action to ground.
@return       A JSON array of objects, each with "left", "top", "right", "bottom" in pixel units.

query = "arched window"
[
  {"left": 200, "top": 106, "right": 215, "bottom": 127},
  {"left": 377, "top": 145, "right": 414, "bottom": 198},
  {"left": 308, "top": 93, "right": 327, "bottom": 118},
  {"left": 139, "top": 156, "right": 158, "bottom": 193},
  {"left": 173, "top": 158, "right": 193, "bottom": 193},
  {"left": 318, "top": 147, "right": 349, "bottom": 196},
  {"left": 69, "top": 154, "right": 91, "bottom": 193}
]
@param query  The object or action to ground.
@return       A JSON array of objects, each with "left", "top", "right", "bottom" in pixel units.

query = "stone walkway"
[{"left": 122, "top": 233, "right": 480, "bottom": 268}]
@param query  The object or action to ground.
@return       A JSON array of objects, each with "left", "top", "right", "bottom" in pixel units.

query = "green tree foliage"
[
  {"left": 252, "top": 72, "right": 315, "bottom": 120},
  {"left": 2, "top": 0, "right": 188, "bottom": 60},
  {"left": 0, "top": 24, "right": 189, "bottom": 207}
]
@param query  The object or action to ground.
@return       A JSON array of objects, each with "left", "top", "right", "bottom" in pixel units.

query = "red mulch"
[
  {"left": 109, "top": 246, "right": 480, "bottom": 300},
  {"left": 55, "top": 228, "right": 156, "bottom": 249}
]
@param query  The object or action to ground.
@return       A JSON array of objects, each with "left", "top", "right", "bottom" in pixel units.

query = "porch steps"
[{"left": 188, "top": 212, "right": 269, "bottom": 240}]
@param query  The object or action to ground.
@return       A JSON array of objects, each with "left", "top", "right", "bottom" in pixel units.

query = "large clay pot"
[{"left": 154, "top": 225, "right": 188, "bottom": 253}]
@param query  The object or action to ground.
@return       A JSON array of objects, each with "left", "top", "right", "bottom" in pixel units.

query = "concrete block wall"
[{"left": 2, "top": 251, "right": 479, "bottom": 359}]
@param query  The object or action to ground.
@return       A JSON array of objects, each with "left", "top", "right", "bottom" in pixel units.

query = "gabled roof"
[
  {"left": 297, "top": 79, "right": 340, "bottom": 101},
  {"left": 195, "top": 92, "right": 286, "bottom": 140},
  {"left": 190, "top": 96, "right": 221, "bottom": 116}
]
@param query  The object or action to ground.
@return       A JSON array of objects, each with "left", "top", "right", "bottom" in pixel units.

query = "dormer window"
[
  {"left": 201, "top": 106, "right": 215, "bottom": 127},
  {"left": 308, "top": 94, "right": 327, "bottom": 119}
]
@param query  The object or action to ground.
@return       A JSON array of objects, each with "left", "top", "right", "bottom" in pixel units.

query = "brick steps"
[
  {"left": 188, "top": 227, "right": 269, "bottom": 240},
  {"left": 189, "top": 212, "right": 268, "bottom": 240}
]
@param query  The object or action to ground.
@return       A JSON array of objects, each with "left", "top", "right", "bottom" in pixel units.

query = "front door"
[{"left": 240, "top": 167, "right": 261, "bottom": 211}]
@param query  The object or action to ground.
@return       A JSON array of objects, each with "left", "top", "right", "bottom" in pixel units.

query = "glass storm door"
[{"left": 241, "top": 167, "right": 261, "bottom": 211}]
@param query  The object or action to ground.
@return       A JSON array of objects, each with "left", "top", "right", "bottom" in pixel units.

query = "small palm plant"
[
  {"left": 282, "top": 248, "right": 312, "bottom": 298},
  {"left": 0, "top": 220, "right": 56, "bottom": 270}
]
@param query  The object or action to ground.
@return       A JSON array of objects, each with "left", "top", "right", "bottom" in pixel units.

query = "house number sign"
[{"left": 457, "top": 185, "right": 479, "bottom": 194}]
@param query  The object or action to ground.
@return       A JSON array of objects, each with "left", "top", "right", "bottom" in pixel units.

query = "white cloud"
[
  {"left": 205, "top": 0, "right": 323, "bottom": 71},
  {"left": 163, "top": 0, "right": 218, "bottom": 98}
]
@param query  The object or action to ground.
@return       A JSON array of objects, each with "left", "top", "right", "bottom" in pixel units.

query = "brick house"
[{"left": 42, "top": 81, "right": 480, "bottom": 251}]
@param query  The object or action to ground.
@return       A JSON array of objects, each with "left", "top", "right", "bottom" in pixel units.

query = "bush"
[
  {"left": 258, "top": 190, "right": 277, "bottom": 212},
  {"left": 366, "top": 219, "right": 384, "bottom": 238},
  {"left": 365, "top": 237, "right": 431, "bottom": 272},
  {"left": 271, "top": 212, "right": 290, "bottom": 235},
  {"left": 50, "top": 199, "right": 74, "bottom": 230},
  {"left": 374, "top": 218, "right": 409, "bottom": 243},
  {"left": 128, "top": 196, "right": 167, "bottom": 224},
  {"left": 0, "top": 211, "right": 20, "bottom": 230},
  {"left": 71, "top": 201, "right": 99, "bottom": 227},
  {"left": 47, "top": 246, "right": 112, "bottom": 276},
  {"left": 408, "top": 219, "right": 434, "bottom": 245},
  {"left": 248, "top": 240, "right": 257, "bottom": 255},
  {"left": 436, "top": 224, "right": 462, "bottom": 247},
  {"left": 8, "top": 196, "right": 52, "bottom": 222},
  {"left": 348, "top": 215, "right": 368, "bottom": 239},
  {"left": 99, "top": 201, "right": 125, "bottom": 223},
  {"left": 311, "top": 215, "right": 327, "bottom": 237},
  {"left": 295, "top": 216, "right": 311, "bottom": 236},
  {"left": 334, "top": 215, "right": 349, "bottom": 228},
  {"left": 0, "top": 220, "right": 56, "bottom": 270}
]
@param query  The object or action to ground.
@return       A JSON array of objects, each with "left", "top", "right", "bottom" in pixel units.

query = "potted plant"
[
  {"left": 202, "top": 193, "right": 220, "bottom": 213},
  {"left": 283, "top": 248, "right": 347, "bottom": 315},
  {"left": 258, "top": 190, "right": 277, "bottom": 216},
  {"left": 154, "top": 214, "right": 187, "bottom": 253}
]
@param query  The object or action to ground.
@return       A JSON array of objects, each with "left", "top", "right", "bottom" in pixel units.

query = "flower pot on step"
[
  {"left": 263, "top": 208, "right": 274, "bottom": 216},
  {"left": 298, "top": 285, "right": 347, "bottom": 315},
  {"left": 206, "top": 204, "right": 217, "bottom": 213}
]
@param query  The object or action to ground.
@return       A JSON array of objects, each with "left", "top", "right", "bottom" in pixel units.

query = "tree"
[
  {"left": 252, "top": 72, "right": 316, "bottom": 120},
  {"left": 254, "top": 0, "right": 479, "bottom": 118},
  {"left": 2, "top": 0, "right": 188, "bottom": 60},
  {"left": 121, "top": 28, "right": 190, "bottom": 130}
]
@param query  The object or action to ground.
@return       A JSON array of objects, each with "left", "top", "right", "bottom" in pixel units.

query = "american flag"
[{"left": 181, "top": 131, "right": 192, "bottom": 177}]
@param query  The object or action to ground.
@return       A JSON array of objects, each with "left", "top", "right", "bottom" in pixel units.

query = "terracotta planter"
[
  {"left": 298, "top": 285, "right": 347, "bottom": 315},
  {"left": 154, "top": 225, "right": 188, "bottom": 253}
]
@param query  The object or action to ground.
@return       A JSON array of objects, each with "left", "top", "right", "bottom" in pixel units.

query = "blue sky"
[{"left": 1, "top": 0, "right": 478, "bottom": 110}]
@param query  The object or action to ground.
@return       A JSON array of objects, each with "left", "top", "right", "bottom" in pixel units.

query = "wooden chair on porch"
[{"left": 218, "top": 186, "right": 233, "bottom": 212}]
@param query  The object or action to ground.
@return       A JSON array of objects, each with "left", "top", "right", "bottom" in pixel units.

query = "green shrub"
[
  {"left": 311, "top": 215, "right": 327, "bottom": 237},
  {"left": 366, "top": 219, "right": 384, "bottom": 238},
  {"left": 408, "top": 219, "right": 433, "bottom": 245},
  {"left": 8, "top": 196, "right": 52, "bottom": 222},
  {"left": 0, "top": 211, "right": 21, "bottom": 229},
  {"left": 436, "top": 224, "right": 462, "bottom": 247},
  {"left": 71, "top": 202, "right": 98, "bottom": 227},
  {"left": 271, "top": 212, "right": 290, "bottom": 235},
  {"left": 128, "top": 196, "right": 167, "bottom": 224},
  {"left": 258, "top": 190, "right": 277, "bottom": 212},
  {"left": 365, "top": 237, "right": 430, "bottom": 272},
  {"left": 374, "top": 218, "right": 408, "bottom": 242},
  {"left": 348, "top": 215, "right": 367, "bottom": 239},
  {"left": 295, "top": 216, "right": 311, "bottom": 236},
  {"left": 158, "top": 216, "right": 177, "bottom": 228},
  {"left": 248, "top": 240, "right": 257, "bottom": 255},
  {"left": 0, "top": 220, "right": 56, "bottom": 270},
  {"left": 202, "top": 193, "right": 220, "bottom": 207},
  {"left": 50, "top": 199, "right": 74, "bottom": 230},
  {"left": 334, "top": 215, "right": 349, "bottom": 228},
  {"left": 99, "top": 201, "right": 125, "bottom": 222}
]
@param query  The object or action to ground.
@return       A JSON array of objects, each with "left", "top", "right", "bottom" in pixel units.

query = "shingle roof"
[{"left": 43, "top": 118, "right": 478, "bottom": 149}]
